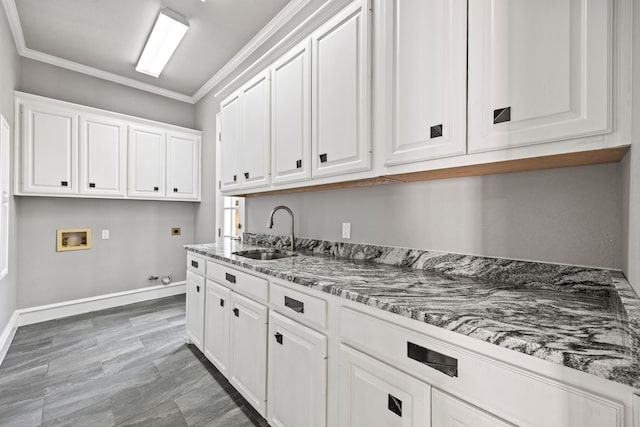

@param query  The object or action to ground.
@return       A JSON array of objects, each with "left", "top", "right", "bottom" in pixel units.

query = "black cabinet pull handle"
[
  {"left": 191, "top": 260, "right": 199, "bottom": 268},
  {"left": 319, "top": 153, "right": 327, "bottom": 163},
  {"left": 430, "top": 124, "right": 443, "bottom": 139},
  {"left": 220, "top": 298, "right": 224, "bottom": 307},
  {"left": 225, "top": 273, "right": 236, "bottom": 284},
  {"left": 274, "top": 332, "right": 283, "bottom": 345},
  {"left": 89, "top": 183, "right": 96, "bottom": 188},
  {"left": 233, "top": 308, "right": 239, "bottom": 317},
  {"left": 61, "top": 181, "right": 68, "bottom": 187},
  {"left": 244, "top": 172, "right": 249, "bottom": 179},
  {"left": 233, "top": 175, "right": 237, "bottom": 182},
  {"left": 196, "top": 285, "right": 200, "bottom": 293},
  {"left": 388, "top": 394, "right": 402, "bottom": 417},
  {"left": 296, "top": 160, "right": 302, "bottom": 169},
  {"left": 173, "top": 188, "right": 178, "bottom": 192},
  {"left": 407, "top": 342, "right": 458, "bottom": 377},
  {"left": 493, "top": 106, "right": 511, "bottom": 124},
  {"left": 153, "top": 186, "right": 159, "bottom": 191},
  {"left": 284, "top": 296, "right": 304, "bottom": 313}
]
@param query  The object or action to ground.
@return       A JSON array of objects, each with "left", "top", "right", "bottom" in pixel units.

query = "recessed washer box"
[{"left": 56, "top": 228, "right": 91, "bottom": 252}]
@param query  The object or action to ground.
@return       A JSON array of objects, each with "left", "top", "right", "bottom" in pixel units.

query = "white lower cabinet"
[
  {"left": 229, "top": 292, "right": 268, "bottom": 417},
  {"left": 204, "top": 279, "right": 231, "bottom": 377},
  {"left": 432, "top": 389, "right": 512, "bottom": 427},
  {"left": 267, "top": 311, "right": 327, "bottom": 427},
  {"left": 185, "top": 271, "right": 205, "bottom": 351},
  {"left": 339, "top": 344, "right": 431, "bottom": 427}
]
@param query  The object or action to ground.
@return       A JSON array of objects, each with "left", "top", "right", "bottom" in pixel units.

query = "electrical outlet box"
[
  {"left": 342, "top": 222, "right": 351, "bottom": 239},
  {"left": 101, "top": 229, "right": 109, "bottom": 240},
  {"left": 171, "top": 227, "right": 181, "bottom": 236}
]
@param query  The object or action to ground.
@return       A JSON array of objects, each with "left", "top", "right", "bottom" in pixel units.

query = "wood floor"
[{"left": 0, "top": 295, "right": 268, "bottom": 426}]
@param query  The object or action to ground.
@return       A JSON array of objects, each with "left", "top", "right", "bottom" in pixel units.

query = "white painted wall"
[
  {"left": 620, "top": 1, "right": 640, "bottom": 295},
  {"left": 247, "top": 163, "right": 622, "bottom": 269},
  {"left": 0, "top": 7, "right": 20, "bottom": 333},
  {"left": 194, "top": 90, "right": 220, "bottom": 243},
  {"left": 16, "top": 60, "right": 198, "bottom": 308}
]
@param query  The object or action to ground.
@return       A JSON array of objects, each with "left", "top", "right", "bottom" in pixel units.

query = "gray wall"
[
  {"left": 19, "top": 58, "right": 195, "bottom": 129},
  {"left": 621, "top": 1, "right": 640, "bottom": 295},
  {"left": 247, "top": 163, "right": 622, "bottom": 269},
  {"left": 194, "top": 91, "right": 219, "bottom": 243},
  {"left": 16, "top": 60, "right": 198, "bottom": 308},
  {"left": 17, "top": 198, "right": 194, "bottom": 308},
  {"left": 0, "top": 7, "right": 20, "bottom": 330}
]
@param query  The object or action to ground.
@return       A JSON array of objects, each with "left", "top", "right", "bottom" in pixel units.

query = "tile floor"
[{"left": 0, "top": 295, "right": 268, "bottom": 426}]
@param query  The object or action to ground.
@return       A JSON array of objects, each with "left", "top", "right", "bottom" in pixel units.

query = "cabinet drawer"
[
  {"left": 339, "top": 307, "right": 623, "bottom": 427},
  {"left": 207, "top": 260, "right": 268, "bottom": 303},
  {"left": 269, "top": 282, "right": 327, "bottom": 330},
  {"left": 187, "top": 253, "right": 205, "bottom": 275}
]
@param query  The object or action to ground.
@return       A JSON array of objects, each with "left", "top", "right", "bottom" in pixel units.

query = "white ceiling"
[{"left": 5, "top": 0, "right": 295, "bottom": 102}]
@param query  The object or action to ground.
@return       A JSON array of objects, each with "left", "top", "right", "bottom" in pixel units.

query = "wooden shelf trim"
[{"left": 236, "top": 146, "right": 630, "bottom": 197}]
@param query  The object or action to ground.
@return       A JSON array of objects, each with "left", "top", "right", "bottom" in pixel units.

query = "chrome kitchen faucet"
[{"left": 266, "top": 205, "right": 295, "bottom": 252}]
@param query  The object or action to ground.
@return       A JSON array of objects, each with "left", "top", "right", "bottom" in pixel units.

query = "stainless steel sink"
[{"left": 232, "top": 249, "right": 296, "bottom": 261}]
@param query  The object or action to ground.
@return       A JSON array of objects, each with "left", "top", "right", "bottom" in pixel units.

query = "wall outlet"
[
  {"left": 101, "top": 229, "right": 109, "bottom": 240},
  {"left": 342, "top": 222, "right": 351, "bottom": 239},
  {"left": 171, "top": 227, "right": 181, "bottom": 236}
]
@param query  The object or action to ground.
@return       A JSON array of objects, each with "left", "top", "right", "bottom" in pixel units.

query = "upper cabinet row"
[
  {"left": 15, "top": 93, "right": 201, "bottom": 201},
  {"left": 220, "top": 0, "right": 371, "bottom": 192},
  {"left": 220, "top": 0, "right": 623, "bottom": 194}
]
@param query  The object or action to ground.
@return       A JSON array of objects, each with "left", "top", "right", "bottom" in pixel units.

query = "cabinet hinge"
[
  {"left": 218, "top": 180, "right": 221, "bottom": 190},
  {"left": 218, "top": 133, "right": 221, "bottom": 142}
]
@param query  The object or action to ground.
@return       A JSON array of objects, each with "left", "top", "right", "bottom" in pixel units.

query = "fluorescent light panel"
[{"left": 136, "top": 8, "right": 189, "bottom": 78}]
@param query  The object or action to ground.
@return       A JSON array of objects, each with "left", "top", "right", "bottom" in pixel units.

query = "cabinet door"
[
  {"left": 220, "top": 93, "right": 241, "bottom": 190},
  {"left": 79, "top": 114, "right": 126, "bottom": 196},
  {"left": 267, "top": 311, "right": 327, "bottom": 427},
  {"left": 271, "top": 40, "right": 311, "bottom": 185},
  {"left": 204, "top": 280, "right": 231, "bottom": 377},
  {"left": 20, "top": 101, "right": 78, "bottom": 194},
  {"left": 167, "top": 131, "right": 200, "bottom": 200},
  {"left": 229, "top": 292, "right": 268, "bottom": 416},
  {"left": 128, "top": 125, "right": 166, "bottom": 198},
  {"left": 384, "top": 0, "right": 467, "bottom": 166},
  {"left": 339, "top": 345, "right": 430, "bottom": 427},
  {"left": 186, "top": 272, "right": 205, "bottom": 352},
  {"left": 239, "top": 70, "right": 271, "bottom": 190},
  {"left": 468, "top": 0, "right": 611, "bottom": 153},
  {"left": 432, "top": 389, "right": 512, "bottom": 427},
  {"left": 311, "top": 0, "right": 371, "bottom": 179}
]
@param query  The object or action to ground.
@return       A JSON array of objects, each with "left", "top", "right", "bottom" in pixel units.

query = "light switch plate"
[
  {"left": 101, "top": 229, "right": 109, "bottom": 240},
  {"left": 342, "top": 222, "right": 351, "bottom": 239}
]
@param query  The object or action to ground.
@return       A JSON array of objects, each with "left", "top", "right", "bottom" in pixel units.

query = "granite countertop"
[{"left": 185, "top": 234, "right": 640, "bottom": 389}]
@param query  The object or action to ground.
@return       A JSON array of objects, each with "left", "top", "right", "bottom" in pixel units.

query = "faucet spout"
[{"left": 266, "top": 205, "right": 295, "bottom": 252}]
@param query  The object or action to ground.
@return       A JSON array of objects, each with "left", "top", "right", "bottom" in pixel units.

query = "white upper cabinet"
[
  {"left": 467, "top": 0, "right": 612, "bottom": 153},
  {"left": 128, "top": 125, "right": 166, "bottom": 198},
  {"left": 311, "top": 0, "right": 371, "bottom": 179},
  {"left": 239, "top": 70, "right": 271, "bottom": 190},
  {"left": 220, "top": 93, "right": 242, "bottom": 191},
  {"left": 383, "top": 0, "right": 467, "bottom": 166},
  {"left": 79, "top": 113, "right": 126, "bottom": 197},
  {"left": 271, "top": 40, "right": 312, "bottom": 186},
  {"left": 167, "top": 131, "right": 200, "bottom": 200},
  {"left": 20, "top": 100, "right": 78, "bottom": 194}
]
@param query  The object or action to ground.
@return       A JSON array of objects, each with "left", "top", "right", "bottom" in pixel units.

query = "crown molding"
[
  {"left": 1, "top": 0, "right": 25, "bottom": 52},
  {"left": 192, "top": 0, "right": 313, "bottom": 103},
  {"left": 20, "top": 48, "right": 195, "bottom": 104}
]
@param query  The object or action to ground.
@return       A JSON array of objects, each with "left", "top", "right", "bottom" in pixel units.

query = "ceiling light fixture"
[{"left": 136, "top": 8, "right": 189, "bottom": 78}]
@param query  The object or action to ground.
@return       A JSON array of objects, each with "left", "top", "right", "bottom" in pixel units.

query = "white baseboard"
[
  {"left": 16, "top": 281, "right": 186, "bottom": 327},
  {"left": 0, "top": 310, "right": 19, "bottom": 367}
]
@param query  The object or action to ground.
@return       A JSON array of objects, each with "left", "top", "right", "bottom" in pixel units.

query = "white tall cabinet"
[
  {"left": 271, "top": 40, "right": 312, "bottom": 186},
  {"left": 467, "top": 0, "right": 612, "bottom": 153},
  {"left": 383, "top": 0, "right": 467, "bottom": 166},
  {"left": 79, "top": 113, "right": 126, "bottom": 197},
  {"left": 311, "top": 0, "right": 371, "bottom": 178},
  {"left": 20, "top": 100, "right": 78, "bottom": 195}
]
